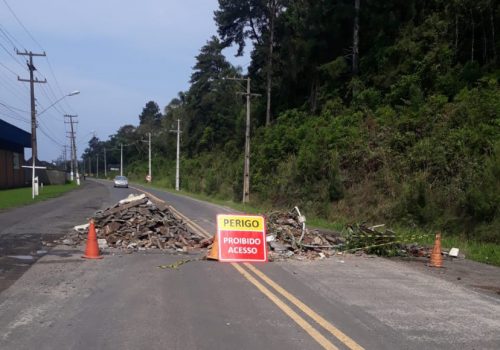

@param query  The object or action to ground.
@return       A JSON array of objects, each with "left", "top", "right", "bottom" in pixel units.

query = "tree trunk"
[
  {"left": 352, "top": 0, "right": 360, "bottom": 75},
  {"left": 490, "top": 4, "right": 497, "bottom": 62},
  {"left": 265, "top": 0, "right": 275, "bottom": 127},
  {"left": 482, "top": 12, "right": 488, "bottom": 63},
  {"left": 471, "top": 10, "right": 475, "bottom": 62},
  {"left": 455, "top": 13, "right": 459, "bottom": 55},
  {"left": 309, "top": 78, "right": 318, "bottom": 113}
]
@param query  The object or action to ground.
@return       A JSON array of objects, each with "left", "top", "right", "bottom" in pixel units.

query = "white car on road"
[{"left": 113, "top": 175, "right": 129, "bottom": 188}]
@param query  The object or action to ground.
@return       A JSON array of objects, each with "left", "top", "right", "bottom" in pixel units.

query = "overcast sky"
[{"left": 0, "top": 0, "right": 249, "bottom": 161}]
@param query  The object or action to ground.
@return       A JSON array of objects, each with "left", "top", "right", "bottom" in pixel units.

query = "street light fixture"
[{"left": 37, "top": 90, "right": 80, "bottom": 117}]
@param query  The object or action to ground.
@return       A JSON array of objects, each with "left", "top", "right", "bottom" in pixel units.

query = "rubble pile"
[
  {"left": 55, "top": 194, "right": 210, "bottom": 252},
  {"left": 93, "top": 194, "right": 208, "bottom": 251},
  {"left": 266, "top": 210, "right": 344, "bottom": 260}
]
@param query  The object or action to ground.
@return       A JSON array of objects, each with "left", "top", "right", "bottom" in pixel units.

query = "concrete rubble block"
[
  {"left": 98, "top": 239, "right": 108, "bottom": 249},
  {"left": 74, "top": 223, "right": 90, "bottom": 232},
  {"left": 55, "top": 194, "right": 206, "bottom": 253},
  {"left": 118, "top": 193, "right": 146, "bottom": 205}
]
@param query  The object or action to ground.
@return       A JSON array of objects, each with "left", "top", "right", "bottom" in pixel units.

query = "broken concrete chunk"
[
  {"left": 119, "top": 193, "right": 146, "bottom": 205},
  {"left": 449, "top": 248, "right": 459, "bottom": 258},
  {"left": 266, "top": 235, "right": 276, "bottom": 242},
  {"left": 98, "top": 239, "right": 108, "bottom": 249},
  {"left": 74, "top": 223, "right": 90, "bottom": 232},
  {"left": 104, "top": 221, "right": 121, "bottom": 235},
  {"left": 269, "top": 241, "right": 291, "bottom": 252}
]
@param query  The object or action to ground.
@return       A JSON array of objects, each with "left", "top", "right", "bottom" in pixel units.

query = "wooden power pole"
[
  {"left": 169, "top": 122, "right": 181, "bottom": 190},
  {"left": 17, "top": 50, "right": 46, "bottom": 199},
  {"left": 65, "top": 115, "right": 80, "bottom": 185},
  {"left": 226, "top": 77, "right": 260, "bottom": 203}
]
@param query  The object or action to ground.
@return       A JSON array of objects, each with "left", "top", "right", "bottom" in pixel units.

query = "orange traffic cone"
[
  {"left": 206, "top": 234, "right": 219, "bottom": 260},
  {"left": 428, "top": 232, "right": 443, "bottom": 268},
  {"left": 82, "top": 219, "right": 103, "bottom": 259}
]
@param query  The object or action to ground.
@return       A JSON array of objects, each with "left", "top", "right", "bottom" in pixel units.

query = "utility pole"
[
  {"left": 96, "top": 153, "right": 99, "bottom": 178},
  {"left": 243, "top": 78, "right": 251, "bottom": 203},
  {"left": 141, "top": 133, "right": 152, "bottom": 182},
  {"left": 226, "top": 77, "right": 260, "bottom": 203},
  {"left": 170, "top": 120, "right": 181, "bottom": 191},
  {"left": 17, "top": 50, "right": 46, "bottom": 199},
  {"left": 104, "top": 147, "right": 107, "bottom": 178},
  {"left": 63, "top": 145, "right": 68, "bottom": 173},
  {"left": 63, "top": 145, "right": 67, "bottom": 164},
  {"left": 88, "top": 156, "right": 91, "bottom": 176},
  {"left": 64, "top": 115, "right": 80, "bottom": 185},
  {"left": 148, "top": 132, "right": 151, "bottom": 182},
  {"left": 120, "top": 143, "right": 123, "bottom": 176},
  {"left": 68, "top": 144, "right": 74, "bottom": 180}
]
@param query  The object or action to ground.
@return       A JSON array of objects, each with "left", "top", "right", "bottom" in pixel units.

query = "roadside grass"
[
  {"left": 0, "top": 182, "right": 77, "bottom": 210},
  {"left": 341, "top": 225, "right": 500, "bottom": 267},
  {"left": 132, "top": 180, "right": 268, "bottom": 214},
  {"left": 132, "top": 178, "right": 500, "bottom": 267},
  {"left": 410, "top": 231, "right": 500, "bottom": 266}
]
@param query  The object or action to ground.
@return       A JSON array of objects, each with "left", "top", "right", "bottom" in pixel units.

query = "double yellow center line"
[{"left": 131, "top": 185, "right": 364, "bottom": 350}]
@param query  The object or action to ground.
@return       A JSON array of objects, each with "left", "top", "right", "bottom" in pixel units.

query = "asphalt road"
[
  {"left": 0, "top": 181, "right": 114, "bottom": 293},
  {"left": 0, "top": 179, "right": 499, "bottom": 349}
]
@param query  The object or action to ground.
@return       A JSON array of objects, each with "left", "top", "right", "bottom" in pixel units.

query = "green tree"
[
  {"left": 183, "top": 36, "right": 242, "bottom": 154},
  {"left": 215, "top": 0, "right": 287, "bottom": 126},
  {"left": 138, "top": 101, "right": 162, "bottom": 127}
]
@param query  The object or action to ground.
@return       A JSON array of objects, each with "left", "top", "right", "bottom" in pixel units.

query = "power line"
[
  {"left": 0, "top": 23, "right": 25, "bottom": 50},
  {"left": 0, "top": 111, "right": 29, "bottom": 124},
  {"left": 0, "top": 41, "right": 26, "bottom": 69},
  {"left": 45, "top": 59, "right": 77, "bottom": 114},
  {"left": 0, "top": 60, "right": 20, "bottom": 76},
  {"left": 38, "top": 122, "right": 64, "bottom": 147},
  {"left": 0, "top": 2, "right": 77, "bottom": 114},
  {"left": 2, "top": 0, "right": 44, "bottom": 51},
  {"left": 38, "top": 83, "right": 67, "bottom": 115},
  {"left": 1, "top": 0, "right": 77, "bottom": 114},
  {"left": 0, "top": 100, "right": 29, "bottom": 114},
  {"left": 39, "top": 119, "right": 64, "bottom": 144},
  {"left": 41, "top": 76, "right": 66, "bottom": 107},
  {"left": 0, "top": 75, "right": 29, "bottom": 103},
  {"left": 0, "top": 102, "right": 30, "bottom": 123},
  {"left": 37, "top": 113, "right": 65, "bottom": 142},
  {"left": 0, "top": 65, "right": 29, "bottom": 93}
]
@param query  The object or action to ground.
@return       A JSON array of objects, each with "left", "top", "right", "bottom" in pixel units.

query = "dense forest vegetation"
[{"left": 83, "top": 0, "right": 500, "bottom": 243}]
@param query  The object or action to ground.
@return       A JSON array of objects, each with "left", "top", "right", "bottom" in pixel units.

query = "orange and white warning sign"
[{"left": 217, "top": 214, "right": 267, "bottom": 262}]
